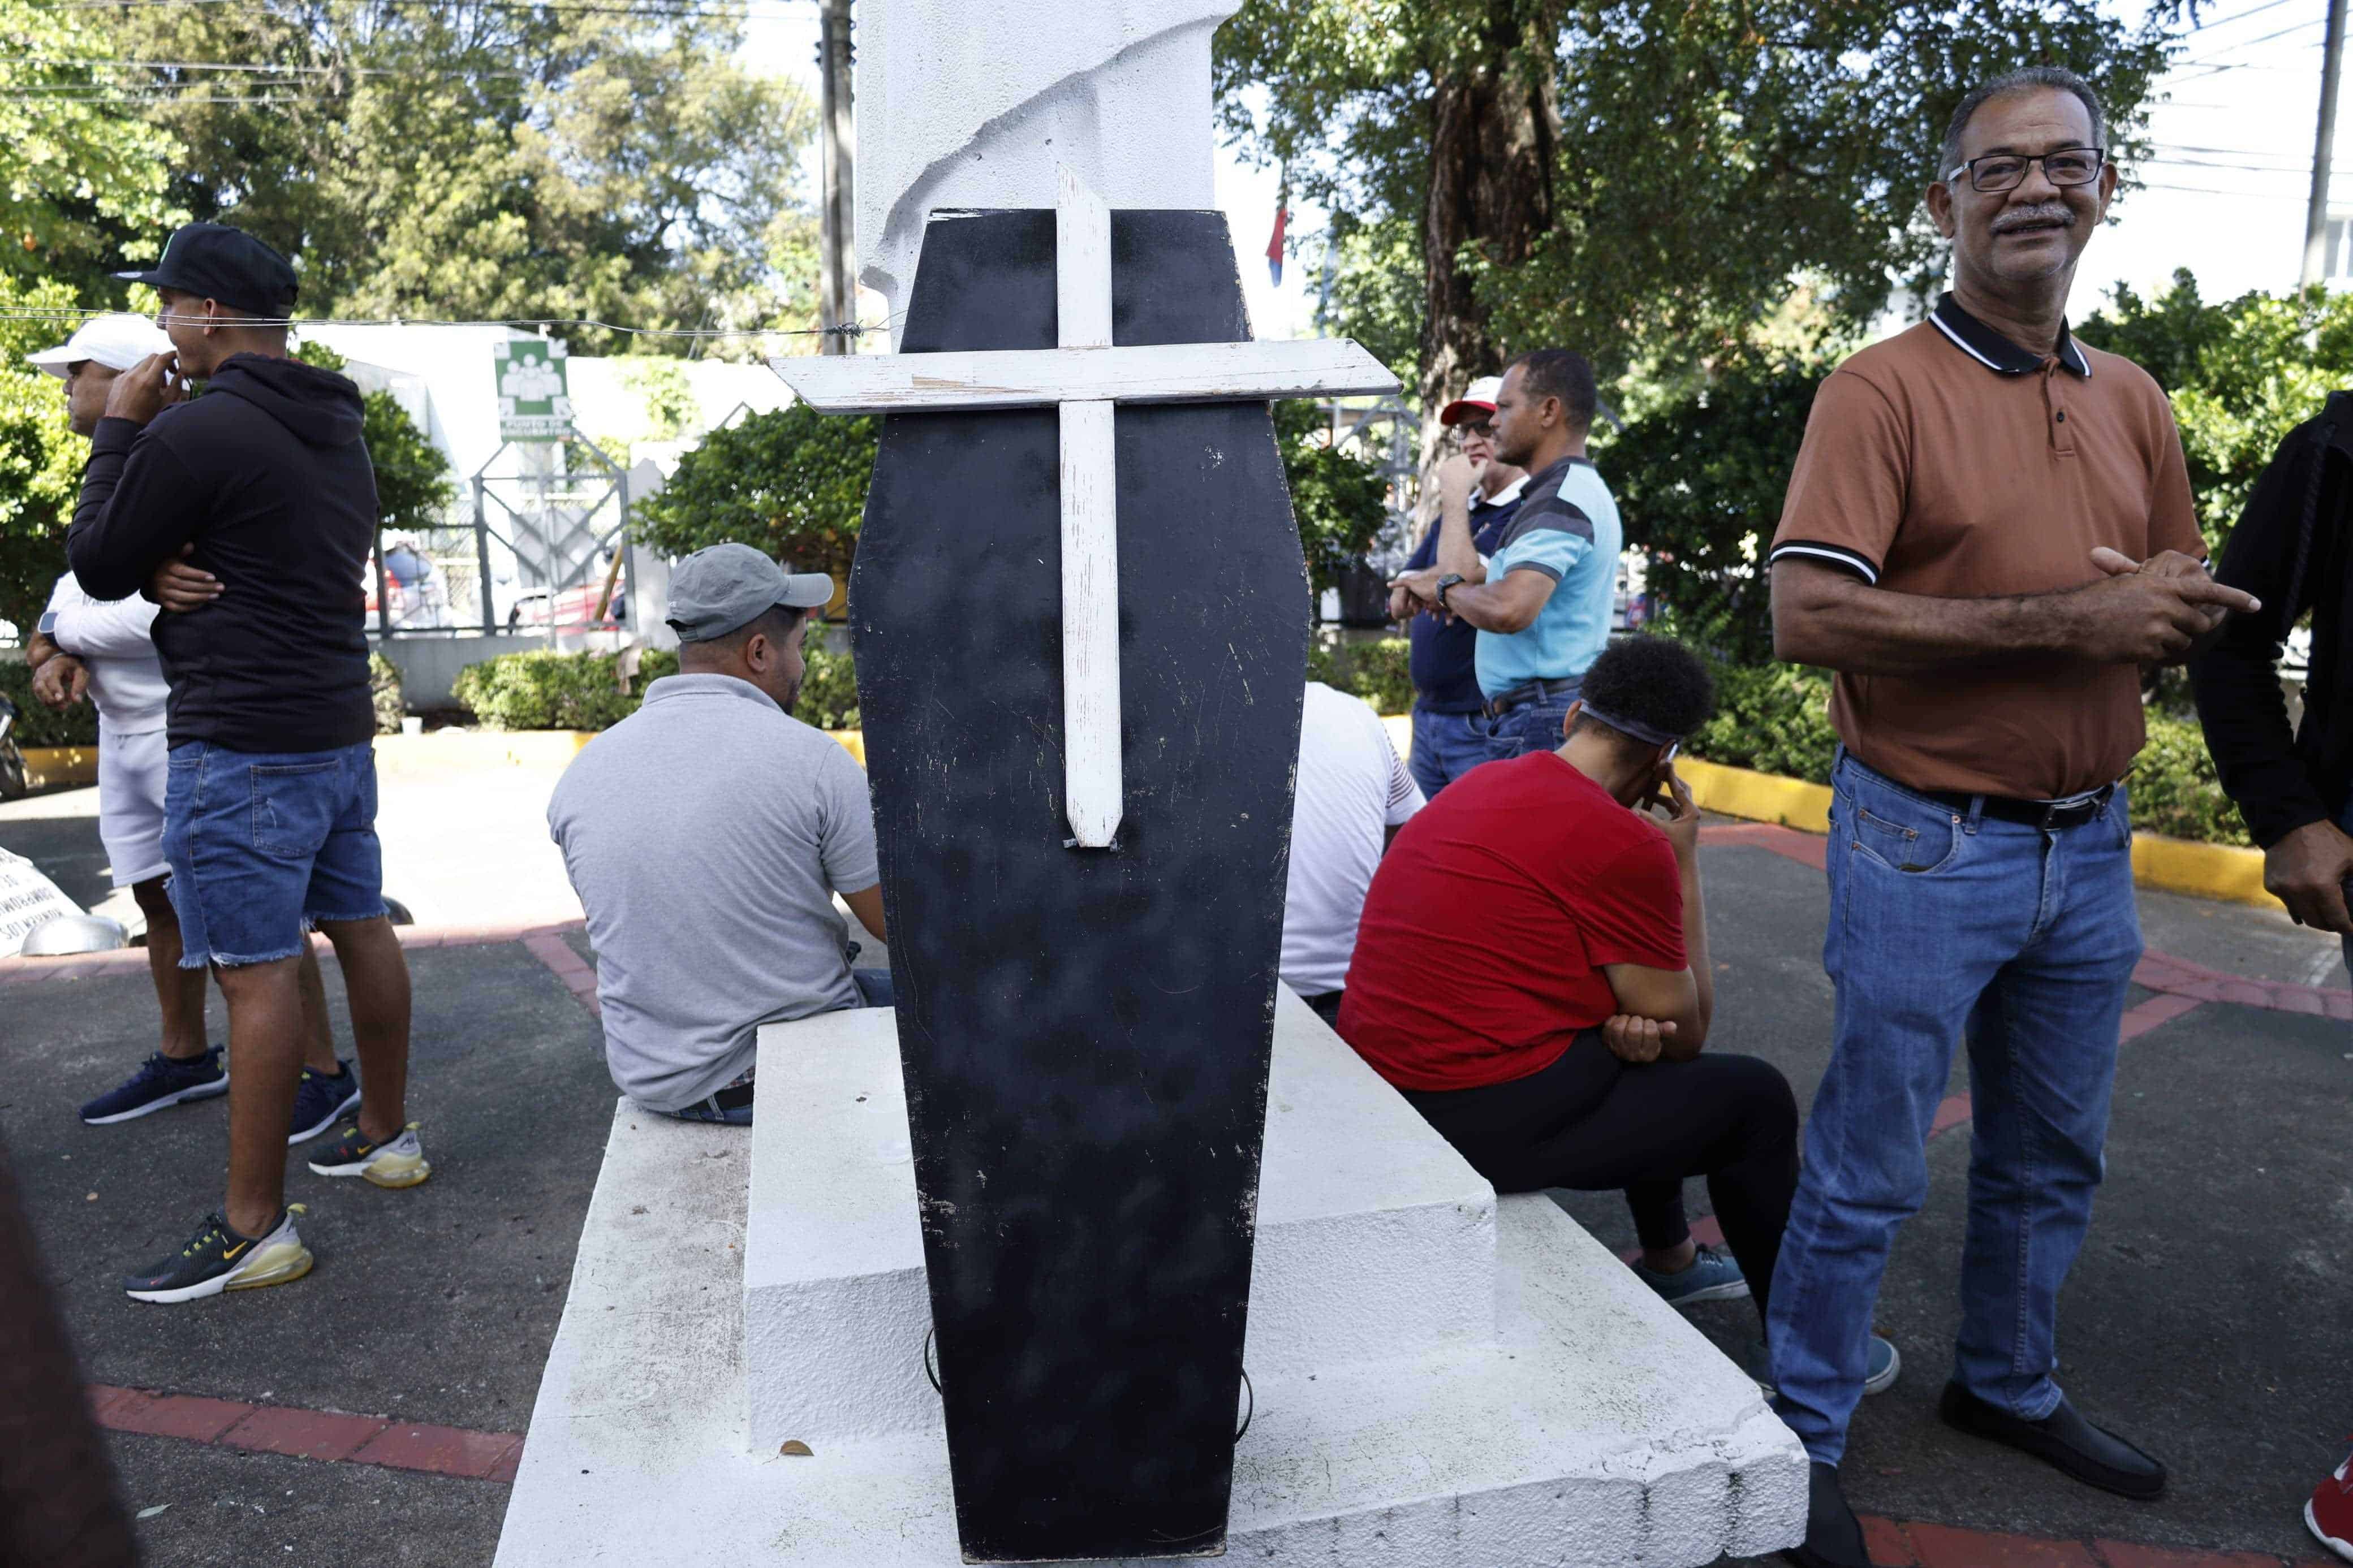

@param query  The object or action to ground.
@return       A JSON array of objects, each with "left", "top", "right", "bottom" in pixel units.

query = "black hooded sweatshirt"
[
  {"left": 68, "top": 352, "right": 379, "bottom": 754},
  {"left": 2190, "top": 391, "right": 2353, "bottom": 848}
]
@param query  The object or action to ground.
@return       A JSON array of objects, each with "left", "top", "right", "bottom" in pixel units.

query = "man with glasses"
[
  {"left": 1763, "top": 67, "right": 2256, "bottom": 1567},
  {"left": 1393, "top": 349, "right": 1621, "bottom": 764},
  {"left": 1387, "top": 375, "right": 1528, "bottom": 796}
]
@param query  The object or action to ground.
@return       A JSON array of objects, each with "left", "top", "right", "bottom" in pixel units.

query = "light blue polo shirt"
[{"left": 1473, "top": 455, "right": 1622, "bottom": 699}]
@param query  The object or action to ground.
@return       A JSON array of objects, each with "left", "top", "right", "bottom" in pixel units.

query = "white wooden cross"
[{"left": 771, "top": 167, "right": 1399, "bottom": 849}]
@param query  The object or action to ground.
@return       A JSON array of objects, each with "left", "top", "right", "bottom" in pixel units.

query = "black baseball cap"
[{"left": 117, "top": 222, "right": 299, "bottom": 318}]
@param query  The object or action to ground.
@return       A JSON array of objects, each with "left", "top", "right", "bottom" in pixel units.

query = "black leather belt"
[
  {"left": 710, "top": 1081, "right": 757, "bottom": 1112},
  {"left": 1484, "top": 677, "right": 1578, "bottom": 719},
  {"left": 1921, "top": 783, "right": 2115, "bottom": 830}
]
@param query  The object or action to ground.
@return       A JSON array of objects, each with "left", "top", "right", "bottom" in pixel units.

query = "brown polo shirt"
[{"left": 1769, "top": 293, "right": 2204, "bottom": 800}]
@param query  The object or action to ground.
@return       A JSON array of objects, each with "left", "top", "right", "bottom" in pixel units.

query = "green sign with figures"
[{"left": 494, "top": 338, "right": 572, "bottom": 441}]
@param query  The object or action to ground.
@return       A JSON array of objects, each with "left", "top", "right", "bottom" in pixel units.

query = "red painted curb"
[
  {"left": 1862, "top": 1513, "right": 2333, "bottom": 1567},
  {"left": 87, "top": 1384, "right": 523, "bottom": 1483},
  {"left": 521, "top": 931, "right": 602, "bottom": 1017}
]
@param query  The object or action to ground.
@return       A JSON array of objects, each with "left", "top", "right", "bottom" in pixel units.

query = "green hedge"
[
  {"left": 451, "top": 642, "right": 861, "bottom": 733},
  {"left": 1679, "top": 659, "right": 2250, "bottom": 847},
  {"left": 1308, "top": 635, "right": 1412, "bottom": 718}
]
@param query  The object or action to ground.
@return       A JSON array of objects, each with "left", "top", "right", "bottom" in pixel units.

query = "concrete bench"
[{"left": 496, "top": 990, "right": 1804, "bottom": 1567}]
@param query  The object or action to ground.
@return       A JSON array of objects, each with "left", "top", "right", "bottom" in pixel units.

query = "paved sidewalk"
[{"left": 1, "top": 792, "right": 2346, "bottom": 1567}]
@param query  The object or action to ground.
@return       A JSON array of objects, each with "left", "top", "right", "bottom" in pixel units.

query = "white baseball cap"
[
  {"left": 25, "top": 313, "right": 174, "bottom": 378},
  {"left": 1439, "top": 374, "right": 1505, "bottom": 426}
]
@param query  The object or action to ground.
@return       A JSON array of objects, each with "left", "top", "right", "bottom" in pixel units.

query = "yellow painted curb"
[
  {"left": 2131, "top": 831, "right": 2276, "bottom": 910},
  {"left": 18, "top": 745, "right": 98, "bottom": 789},
  {"left": 1675, "top": 757, "right": 1834, "bottom": 834}
]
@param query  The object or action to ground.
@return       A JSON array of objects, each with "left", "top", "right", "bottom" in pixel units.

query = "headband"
[{"left": 1578, "top": 701, "right": 1683, "bottom": 750}]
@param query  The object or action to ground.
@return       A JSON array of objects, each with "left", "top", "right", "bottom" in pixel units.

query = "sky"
[{"left": 735, "top": 1, "right": 2345, "bottom": 351}]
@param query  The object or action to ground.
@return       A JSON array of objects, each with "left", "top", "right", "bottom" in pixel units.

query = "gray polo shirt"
[{"left": 547, "top": 673, "right": 881, "bottom": 1112}]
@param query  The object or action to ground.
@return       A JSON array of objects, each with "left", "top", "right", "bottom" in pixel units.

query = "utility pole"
[
  {"left": 2304, "top": 0, "right": 2350, "bottom": 285},
  {"left": 817, "top": 0, "right": 857, "bottom": 354}
]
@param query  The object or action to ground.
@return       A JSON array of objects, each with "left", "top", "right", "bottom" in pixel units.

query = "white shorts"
[{"left": 97, "top": 728, "right": 171, "bottom": 888}]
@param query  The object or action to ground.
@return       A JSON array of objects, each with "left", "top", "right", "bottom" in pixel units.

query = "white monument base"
[{"left": 495, "top": 994, "right": 1805, "bottom": 1567}]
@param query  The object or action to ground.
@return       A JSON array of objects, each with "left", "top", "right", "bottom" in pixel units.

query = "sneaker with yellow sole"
[
  {"left": 124, "top": 1206, "right": 312, "bottom": 1304},
  {"left": 306, "top": 1118, "right": 431, "bottom": 1188}
]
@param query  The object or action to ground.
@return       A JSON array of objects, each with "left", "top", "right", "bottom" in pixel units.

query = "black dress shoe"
[
  {"left": 1781, "top": 1461, "right": 1871, "bottom": 1567},
  {"left": 1937, "top": 1382, "right": 2166, "bottom": 1500}
]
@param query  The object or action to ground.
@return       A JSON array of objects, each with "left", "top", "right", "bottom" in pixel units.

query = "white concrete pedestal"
[{"left": 495, "top": 993, "right": 1805, "bottom": 1566}]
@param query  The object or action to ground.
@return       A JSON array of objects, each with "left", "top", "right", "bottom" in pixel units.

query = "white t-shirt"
[
  {"left": 41, "top": 573, "right": 169, "bottom": 737},
  {"left": 1281, "top": 682, "right": 1424, "bottom": 997}
]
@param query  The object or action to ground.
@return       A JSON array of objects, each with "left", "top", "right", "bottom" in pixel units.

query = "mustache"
[{"left": 1992, "top": 204, "right": 2076, "bottom": 233}]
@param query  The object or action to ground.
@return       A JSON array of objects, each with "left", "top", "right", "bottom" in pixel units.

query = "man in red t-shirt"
[{"left": 1342, "top": 639, "right": 1884, "bottom": 1379}]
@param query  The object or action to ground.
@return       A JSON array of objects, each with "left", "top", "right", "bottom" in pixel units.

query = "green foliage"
[
  {"left": 0, "top": 658, "right": 99, "bottom": 747},
  {"left": 0, "top": 0, "right": 181, "bottom": 290},
  {"left": 369, "top": 652, "right": 404, "bottom": 736},
  {"left": 2128, "top": 713, "right": 2249, "bottom": 847},
  {"left": 453, "top": 648, "right": 670, "bottom": 732},
  {"left": 450, "top": 642, "right": 862, "bottom": 732},
  {"left": 1307, "top": 635, "right": 1415, "bottom": 716},
  {"left": 1686, "top": 660, "right": 1840, "bottom": 784},
  {"left": 2076, "top": 272, "right": 2353, "bottom": 554},
  {"left": 796, "top": 641, "right": 860, "bottom": 732},
  {"left": 0, "top": 276, "right": 97, "bottom": 639},
  {"left": 1275, "top": 399, "right": 1392, "bottom": 594},
  {"left": 1217, "top": 0, "right": 2171, "bottom": 382},
  {"left": 1603, "top": 356, "right": 1828, "bottom": 666},
  {"left": 639, "top": 398, "right": 1390, "bottom": 597},
  {"left": 96, "top": 1, "right": 820, "bottom": 354},
  {"left": 295, "top": 342, "right": 457, "bottom": 534},
  {"left": 617, "top": 358, "right": 701, "bottom": 441},
  {"left": 632, "top": 401, "right": 874, "bottom": 586}
]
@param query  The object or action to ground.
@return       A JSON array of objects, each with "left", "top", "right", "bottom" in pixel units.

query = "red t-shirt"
[{"left": 1337, "top": 753, "right": 1687, "bottom": 1092}]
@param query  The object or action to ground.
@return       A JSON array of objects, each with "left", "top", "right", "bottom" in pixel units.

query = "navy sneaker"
[
  {"left": 123, "top": 1206, "right": 312, "bottom": 1304},
  {"left": 287, "top": 1060, "right": 361, "bottom": 1145},
  {"left": 80, "top": 1048, "right": 229, "bottom": 1125},
  {"left": 1630, "top": 1243, "right": 1750, "bottom": 1307}
]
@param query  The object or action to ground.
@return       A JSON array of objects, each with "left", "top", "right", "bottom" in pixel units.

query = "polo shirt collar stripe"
[{"left": 1930, "top": 292, "right": 2091, "bottom": 379}]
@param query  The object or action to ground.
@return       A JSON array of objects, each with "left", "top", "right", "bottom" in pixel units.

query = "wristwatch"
[{"left": 1436, "top": 573, "right": 1466, "bottom": 611}]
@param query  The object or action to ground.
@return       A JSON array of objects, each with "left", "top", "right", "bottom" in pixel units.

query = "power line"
[
  {"left": 2179, "top": 0, "right": 2298, "bottom": 33},
  {"left": 26, "top": 0, "right": 812, "bottom": 18},
  {"left": 2138, "top": 178, "right": 2306, "bottom": 198},
  {"left": 0, "top": 304, "right": 891, "bottom": 342},
  {"left": 7, "top": 57, "right": 530, "bottom": 75},
  {"left": 2171, "top": 14, "right": 2325, "bottom": 66}
]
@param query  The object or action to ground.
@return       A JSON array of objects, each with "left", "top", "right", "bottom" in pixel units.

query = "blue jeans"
[
  {"left": 1766, "top": 752, "right": 2142, "bottom": 1464},
  {"left": 161, "top": 740, "right": 385, "bottom": 968},
  {"left": 1485, "top": 689, "right": 1580, "bottom": 763},
  {"left": 1408, "top": 708, "right": 1494, "bottom": 798}
]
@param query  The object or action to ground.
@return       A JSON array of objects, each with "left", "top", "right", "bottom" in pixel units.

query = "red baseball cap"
[{"left": 1438, "top": 374, "right": 1504, "bottom": 427}]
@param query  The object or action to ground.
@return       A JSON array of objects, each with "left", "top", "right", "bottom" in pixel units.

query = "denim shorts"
[{"left": 161, "top": 740, "right": 386, "bottom": 969}]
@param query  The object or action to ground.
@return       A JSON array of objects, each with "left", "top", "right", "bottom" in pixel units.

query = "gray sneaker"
[
  {"left": 1742, "top": 1333, "right": 1901, "bottom": 1399},
  {"left": 1630, "top": 1243, "right": 1750, "bottom": 1307}
]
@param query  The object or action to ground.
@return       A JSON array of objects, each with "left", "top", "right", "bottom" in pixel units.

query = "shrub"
[
  {"left": 1686, "top": 660, "right": 1839, "bottom": 784},
  {"left": 797, "top": 641, "right": 860, "bottom": 731},
  {"left": 0, "top": 658, "right": 98, "bottom": 748},
  {"left": 453, "top": 649, "right": 672, "bottom": 732},
  {"left": 2128, "top": 714, "right": 2250, "bottom": 847},
  {"left": 1307, "top": 634, "right": 1413, "bottom": 715},
  {"left": 369, "top": 653, "right": 405, "bottom": 736}
]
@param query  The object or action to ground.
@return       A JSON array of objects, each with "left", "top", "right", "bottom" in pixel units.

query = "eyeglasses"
[
  {"left": 1945, "top": 146, "right": 2105, "bottom": 194},
  {"left": 1451, "top": 421, "right": 1495, "bottom": 443}
]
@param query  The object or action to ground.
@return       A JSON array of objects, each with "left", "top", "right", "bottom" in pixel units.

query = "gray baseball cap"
[{"left": 664, "top": 543, "right": 835, "bottom": 642}]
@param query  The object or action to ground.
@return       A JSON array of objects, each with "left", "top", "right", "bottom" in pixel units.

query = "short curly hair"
[{"left": 1571, "top": 636, "right": 1717, "bottom": 747}]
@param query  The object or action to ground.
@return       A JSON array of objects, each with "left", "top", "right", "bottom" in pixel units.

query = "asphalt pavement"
[{"left": 1, "top": 781, "right": 2347, "bottom": 1567}]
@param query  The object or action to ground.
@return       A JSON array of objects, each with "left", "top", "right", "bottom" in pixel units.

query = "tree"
[
  {"left": 90, "top": 1, "right": 819, "bottom": 355},
  {"left": 2075, "top": 271, "right": 2353, "bottom": 553},
  {"left": 0, "top": 0, "right": 180, "bottom": 290},
  {"left": 0, "top": 276, "right": 94, "bottom": 638},
  {"left": 1602, "top": 352, "right": 1825, "bottom": 666},
  {"left": 1216, "top": 0, "right": 2173, "bottom": 453},
  {"left": 635, "top": 400, "right": 1393, "bottom": 598}
]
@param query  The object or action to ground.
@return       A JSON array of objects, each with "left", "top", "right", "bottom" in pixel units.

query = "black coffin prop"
[{"left": 851, "top": 208, "right": 1306, "bottom": 1562}]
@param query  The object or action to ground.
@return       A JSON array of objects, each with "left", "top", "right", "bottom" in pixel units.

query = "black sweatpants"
[{"left": 1403, "top": 1033, "right": 1799, "bottom": 1320}]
